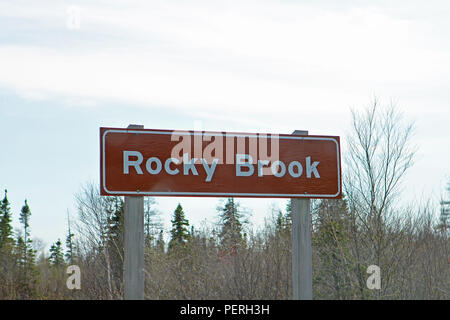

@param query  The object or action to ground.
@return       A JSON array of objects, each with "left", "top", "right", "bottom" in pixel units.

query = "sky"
[{"left": 1, "top": 0, "right": 450, "bottom": 251}]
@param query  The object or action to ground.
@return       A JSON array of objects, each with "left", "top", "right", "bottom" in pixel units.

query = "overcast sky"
[{"left": 1, "top": 0, "right": 449, "bottom": 250}]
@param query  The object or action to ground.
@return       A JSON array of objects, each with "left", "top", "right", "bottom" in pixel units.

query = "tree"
[
  {"left": 19, "top": 200, "right": 35, "bottom": 268},
  {"left": 345, "top": 99, "right": 416, "bottom": 222},
  {"left": 438, "top": 182, "right": 450, "bottom": 236},
  {"left": 217, "top": 198, "right": 246, "bottom": 250},
  {"left": 0, "top": 190, "right": 14, "bottom": 251},
  {"left": 105, "top": 196, "right": 124, "bottom": 288},
  {"left": 13, "top": 199, "right": 38, "bottom": 298},
  {"left": 48, "top": 239, "right": 65, "bottom": 267},
  {"left": 276, "top": 201, "right": 292, "bottom": 235},
  {"left": 65, "top": 210, "right": 76, "bottom": 264},
  {"left": 144, "top": 197, "right": 162, "bottom": 248},
  {"left": 313, "top": 198, "right": 355, "bottom": 299},
  {"left": 0, "top": 189, "right": 16, "bottom": 298},
  {"left": 344, "top": 99, "right": 416, "bottom": 297},
  {"left": 156, "top": 230, "right": 165, "bottom": 253},
  {"left": 74, "top": 182, "right": 124, "bottom": 299},
  {"left": 168, "top": 204, "right": 190, "bottom": 251}
]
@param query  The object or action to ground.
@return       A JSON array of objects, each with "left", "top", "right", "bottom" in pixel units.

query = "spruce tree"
[
  {"left": 286, "top": 200, "right": 292, "bottom": 216},
  {"left": 275, "top": 209, "right": 286, "bottom": 235},
  {"left": 48, "top": 239, "right": 65, "bottom": 267},
  {"left": 107, "top": 197, "right": 123, "bottom": 243},
  {"left": 0, "top": 190, "right": 14, "bottom": 251},
  {"left": 105, "top": 196, "right": 124, "bottom": 284},
  {"left": 218, "top": 198, "right": 245, "bottom": 250},
  {"left": 15, "top": 200, "right": 38, "bottom": 298},
  {"left": 0, "top": 189, "right": 15, "bottom": 298},
  {"left": 279, "top": 201, "right": 292, "bottom": 231},
  {"left": 168, "top": 204, "right": 190, "bottom": 251},
  {"left": 156, "top": 230, "right": 165, "bottom": 253},
  {"left": 14, "top": 234, "right": 37, "bottom": 298},
  {"left": 274, "top": 202, "right": 292, "bottom": 236},
  {"left": 19, "top": 200, "right": 35, "bottom": 267},
  {"left": 65, "top": 211, "right": 76, "bottom": 264},
  {"left": 313, "top": 197, "right": 354, "bottom": 299}
]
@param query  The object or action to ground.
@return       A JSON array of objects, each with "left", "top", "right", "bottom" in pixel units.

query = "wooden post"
[
  {"left": 291, "top": 130, "right": 312, "bottom": 300},
  {"left": 124, "top": 124, "right": 145, "bottom": 300}
]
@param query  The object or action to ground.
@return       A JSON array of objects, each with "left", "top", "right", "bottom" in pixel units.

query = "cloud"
[{"left": 0, "top": 0, "right": 449, "bottom": 121}]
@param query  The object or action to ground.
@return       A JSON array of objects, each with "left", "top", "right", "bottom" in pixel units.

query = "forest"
[{"left": 0, "top": 102, "right": 448, "bottom": 300}]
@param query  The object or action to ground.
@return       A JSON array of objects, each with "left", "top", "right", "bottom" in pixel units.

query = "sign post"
[
  {"left": 291, "top": 130, "right": 312, "bottom": 300},
  {"left": 123, "top": 124, "right": 145, "bottom": 300}
]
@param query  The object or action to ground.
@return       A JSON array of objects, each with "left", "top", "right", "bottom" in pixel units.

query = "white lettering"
[
  {"left": 271, "top": 160, "right": 286, "bottom": 177},
  {"left": 123, "top": 151, "right": 143, "bottom": 174},
  {"left": 236, "top": 154, "right": 254, "bottom": 177},
  {"left": 146, "top": 157, "right": 162, "bottom": 174},
  {"left": 202, "top": 158, "right": 218, "bottom": 182},
  {"left": 183, "top": 153, "right": 198, "bottom": 175},
  {"left": 288, "top": 161, "right": 303, "bottom": 178},
  {"left": 165, "top": 158, "right": 180, "bottom": 175},
  {"left": 306, "top": 156, "right": 320, "bottom": 178},
  {"left": 257, "top": 160, "right": 269, "bottom": 177}
]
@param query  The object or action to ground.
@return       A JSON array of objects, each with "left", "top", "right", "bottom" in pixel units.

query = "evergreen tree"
[
  {"left": 14, "top": 200, "right": 38, "bottom": 299},
  {"left": 14, "top": 234, "right": 37, "bottom": 298},
  {"left": 65, "top": 211, "right": 76, "bottom": 264},
  {"left": 107, "top": 197, "right": 123, "bottom": 243},
  {"left": 313, "top": 197, "right": 355, "bottom": 299},
  {"left": 105, "top": 196, "right": 124, "bottom": 284},
  {"left": 48, "top": 239, "right": 65, "bottom": 267},
  {"left": 275, "top": 201, "right": 292, "bottom": 235},
  {"left": 218, "top": 198, "right": 245, "bottom": 250},
  {"left": 0, "top": 189, "right": 16, "bottom": 298},
  {"left": 156, "top": 230, "right": 165, "bottom": 253},
  {"left": 168, "top": 204, "right": 190, "bottom": 251},
  {"left": 285, "top": 200, "right": 292, "bottom": 216},
  {"left": 15, "top": 236, "right": 26, "bottom": 261},
  {"left": 0, "top": 190, "right": 14, "bottom": 251},
  {"left": 14, "top": 235, "right": 26, "bottom": 269},
  {"left": 19, "top": 200, "right": 35, "bottom": 267}
]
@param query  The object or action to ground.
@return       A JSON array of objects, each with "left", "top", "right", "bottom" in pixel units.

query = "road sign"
[{"left": 100, "top": 127, "right": 342, "bottom": 198}]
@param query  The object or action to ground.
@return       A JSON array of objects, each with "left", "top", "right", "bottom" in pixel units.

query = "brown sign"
[{"left": 100, "top": 127, "right": 341, "bottom": 198}]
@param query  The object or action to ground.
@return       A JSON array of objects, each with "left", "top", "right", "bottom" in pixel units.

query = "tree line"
[{"left": 0, "top": 100, "right": 448, "bottom": 299}]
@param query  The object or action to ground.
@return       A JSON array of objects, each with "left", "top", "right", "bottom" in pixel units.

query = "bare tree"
[
  {"left": 74, "top": 181, "right": 123, "bottom": 299},
  {"left": 343, "top": 98, "right": 417, "bottom": 297},
  {"left": 345, "top": 99, "right": 416, "bottom": 220}
]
